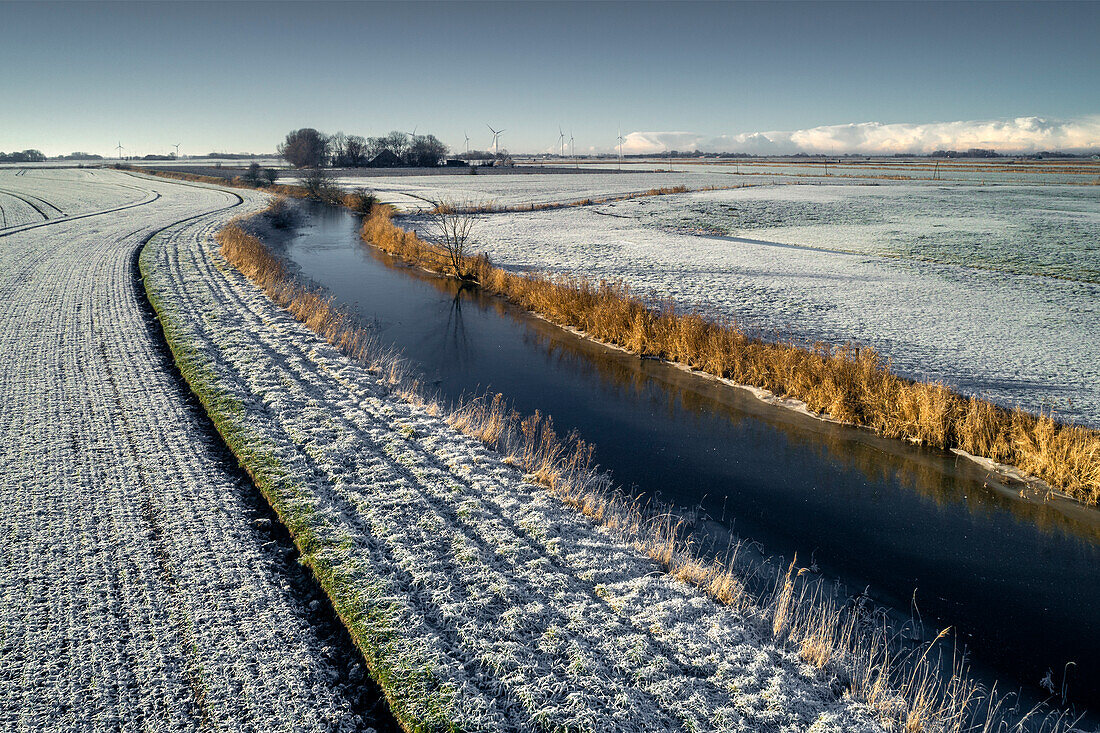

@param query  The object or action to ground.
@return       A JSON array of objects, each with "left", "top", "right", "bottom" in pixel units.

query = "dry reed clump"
[
  {"left": 341, "top": 188, "right": 378, "bottom": 214},
  {"left": 217, "top": 223, "right": 388, "bottom": 368},
  {"left": 360, "top": 206, "right": 1100, "bottom": 505},
  {"left": 449, "top": 384, "right": 1080, "bottom": 730}
]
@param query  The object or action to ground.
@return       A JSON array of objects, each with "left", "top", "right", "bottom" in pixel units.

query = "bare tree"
[
  {"left": 302, "top": 167, "right": 338, "bottom": 202},
  {"left": 406, "top": 134, "right": 448, "bottom": 166},
  {"left": 279, "top": 128, "right": 329, "bottom": 168},
  {"left": 344, "top": 135, "right": 368, "bottom": 166},
  {"left": 428, "top": 200, "right": 480, "bottom": 280}
]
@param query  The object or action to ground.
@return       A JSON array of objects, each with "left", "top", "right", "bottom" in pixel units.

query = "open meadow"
[{"left": 400, "top": 177, "right": 1100, "bottom": 428}]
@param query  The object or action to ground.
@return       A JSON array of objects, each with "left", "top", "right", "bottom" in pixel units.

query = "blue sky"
[{"left": 2, "top": 1, "right": 1098, "bottom": 156}]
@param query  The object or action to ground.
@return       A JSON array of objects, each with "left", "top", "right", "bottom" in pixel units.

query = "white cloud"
[{"left": 620, "top": 115, "right": 1100, "bottom": 155}]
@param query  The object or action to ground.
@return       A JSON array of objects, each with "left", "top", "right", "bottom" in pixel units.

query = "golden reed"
[{"left": 362, "top": 205, "right": 1100, "bottom": 506}]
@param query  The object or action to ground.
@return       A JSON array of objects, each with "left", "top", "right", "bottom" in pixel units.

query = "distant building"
[{"left": 368, "top": 150, "right": 402, "bottom": 168}]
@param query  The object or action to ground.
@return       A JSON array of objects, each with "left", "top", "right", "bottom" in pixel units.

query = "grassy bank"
[
  {"left": 141, "top": 224, "right": 463, "bottom": 732},
  {"left": 216, "top": 209, "right": 1087, "bottom": 731},
  {"left": 360, "top": 205, "right": 1100, "bottom": 506}
]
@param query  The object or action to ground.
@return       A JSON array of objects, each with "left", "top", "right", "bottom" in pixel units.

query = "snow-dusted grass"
[
  {"left": 141, "top": 195, "right": 906, "bottom": 729},
  {"left": 411, "top": 184, "right": 1100, "bottom": 430},
  {"left": 0, "top": 167, "right": 152, "bottom": 230},
  {"left": 0, "top": 170, "right": 378, "bottom": 730},
  {"left": 206, "top": 204, "right": 1093, "bottom": 731},
  {"left": 535, "top": 159, "right": 1100, "bottom": 185}
]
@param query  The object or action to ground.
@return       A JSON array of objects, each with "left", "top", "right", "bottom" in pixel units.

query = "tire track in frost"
[
  {"left": 0, "top": 186, "right": 57, "bottom": 220},
  {"left": 131, "top": 193, "right": 403, "bottom": 731},
  {"left": 0, "top": 170, "right": 398, "bottom": 732},
  {"left": 0, "top": 188, "right": 159, "bottom": 237}
]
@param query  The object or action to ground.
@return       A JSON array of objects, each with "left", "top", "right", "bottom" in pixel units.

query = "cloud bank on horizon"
[{"left": 622, "top": 116, "right": 1100, "bottom": 155}]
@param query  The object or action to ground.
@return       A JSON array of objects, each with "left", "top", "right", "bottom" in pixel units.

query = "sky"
[{"left": 2, "top": 0, "right": 1098, "bottom": 157}]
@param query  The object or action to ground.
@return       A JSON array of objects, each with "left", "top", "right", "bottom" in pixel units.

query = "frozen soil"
[
  {"left": 140, "top": 185, "right": 887, "bottom": 729},
  {"left": 415, "top": 183, "right": 1100, "bottom": 427},
  {"left": 0, "top": 167, "right": 153, "bottom": 230},
  {"left": 0, "top": 170, "right": 391, "bottom": 731}
]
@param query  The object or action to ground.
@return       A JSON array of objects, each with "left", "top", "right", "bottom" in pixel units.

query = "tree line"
[
  {"left": 279, "top": 128, "right": 449, "bottom": 169},
  {"left": 0, "top": 149, "right": 46, "bottom": 163}
]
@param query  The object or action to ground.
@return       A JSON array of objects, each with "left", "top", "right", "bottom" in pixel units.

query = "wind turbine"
[
  {"left": 487, "top": 124, "right": 504, "bottom": 158},
  {"left": 558, "top": 127, "right": 565, "bottom": 159},
  {"left": 616, "top": 127, "right": 625, "bottom": 171},
  {"left": 173, "top": 143, "right": 181, "bottom": 158},
  {"left": 116, "top": 142, "right": 124, "bottom": 160},
  {"left": 464, "top": 131, "right": 470, "bottom": 158},
  {"left": 570, "top": 130, "right": 576, "bottom": 169}
]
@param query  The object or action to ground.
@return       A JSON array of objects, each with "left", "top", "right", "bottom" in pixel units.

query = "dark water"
[{"left": 273, "top": 203, "right": 1100, "bottom": 715}]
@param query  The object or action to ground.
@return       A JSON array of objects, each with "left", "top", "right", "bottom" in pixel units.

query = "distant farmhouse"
[{"left": 368, "top": 149, "right": 402, "bottom": 168}]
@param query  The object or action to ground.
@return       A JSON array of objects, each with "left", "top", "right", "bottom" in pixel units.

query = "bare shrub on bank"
[
  {"left": 265, "top": 196, "right": 297, "bottom": 229},
  {"left": 427, "top": 199, "right": 481, "bottom": 280},
  {"left": 301, "top": 167, "right": 341, "bottom": 203},
  {"left": 342, "top": 187, "right": 378, "bottom": 215}
]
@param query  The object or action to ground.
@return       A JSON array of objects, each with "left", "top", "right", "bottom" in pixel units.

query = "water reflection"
[
  {"left": 364, "top": 239, "right": 1100, "bottom": 548},
  {"left": 282, "top": 202, "right": 1100, "bottom": 711}
]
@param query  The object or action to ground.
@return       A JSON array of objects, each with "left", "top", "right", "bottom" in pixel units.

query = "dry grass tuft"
[
  {"left": 360, "top": 206, "right": 1100, "bottom": 506},
  {"left": 217, "top": 220, "right": 398, "bottom": 371}
]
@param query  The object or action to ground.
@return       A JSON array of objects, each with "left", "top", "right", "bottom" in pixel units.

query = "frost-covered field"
[
  {"left": 0, "top": 170, "right": 379, "bottom": 731},
  {"left": 0, "top": 168, "right": 152, "bottom": 229},
  {"left": 408, "top": 182, "right": 1100, "bottom": 426},
  {"left": 536, "top": 159, "right": 1100, "bottom": 185},
  {"left": 288, "top": 171, "right": 767, "bottom": 211},
  {"left": 141, "top": 179, "right": 886, "bottom": 730}
]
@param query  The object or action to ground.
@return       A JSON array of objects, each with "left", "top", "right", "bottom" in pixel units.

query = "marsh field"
[{"left": 3, "top": 159, "right": 1100, "bottom": 731}]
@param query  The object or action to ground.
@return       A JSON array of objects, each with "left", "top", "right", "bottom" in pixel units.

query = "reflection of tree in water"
[{"left": 438, "top": 284, "right": 472, "bottom": 366}]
